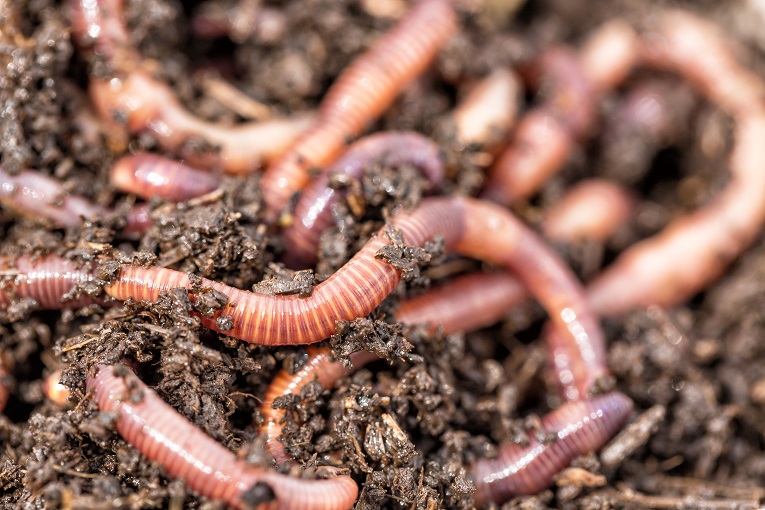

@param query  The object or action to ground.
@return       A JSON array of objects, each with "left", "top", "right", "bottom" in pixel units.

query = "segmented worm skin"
[
  {"left": 282, "top": 131, "right": 445, "bottom": 269},
  {"left": 452, "top": 68, "right": 521, "bottom": 148},
  {"left": 260, "top": 0, "right": 457, "bottom": 220},
  {"left": 542, "top": 179, "right": 636, "bottom": 243},
  {"left": 262, "top": 272, "right": 528, "bottom": 464},
  {"left": 588, "top": 11, "right": 765, "bottom": 315},
  {"left": 105, "top": 196, "right": 607, "bottom": 387},
  {"left": 69, "top": 0, "right": 313, "bottom": 174},
  {"left": 0, "top": 256, "right": 99, "bottom": 310},
  {"left": 110, "top": 153, "right": 220, "bottom": 202},
  {"left": 261, "top": 348, "right": 378, "bottom": 465},
  {"left": 470, "top": 392, "right": 633, "bottom": 506},
  {"left": 88, "top": 365, "right": 358, "bottom": 510},
  {"left": 481, "top": 23, "right": 638, "bottom": 206},
  {"left": 0, "top": 166, "right": 106, "bottom": 227}
]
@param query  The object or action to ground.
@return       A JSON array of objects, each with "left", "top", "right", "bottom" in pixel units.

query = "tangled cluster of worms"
[{"left": 2, "top": 0, "right": 765, "bottom": 508}]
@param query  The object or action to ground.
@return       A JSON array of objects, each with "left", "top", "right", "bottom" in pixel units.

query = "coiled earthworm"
[
  {"left": 451, "top": 68, "right": 522, "bottom": 149},
  {"left": 69, "top": 0, "right": 313, "bottom": 174},
  {"left": 481, "top": 21, "right": 638, "bottom": 205},
  {"left": 88, "top": 364, "right": 358, "bottom": 510},
  {"left": 281, "top": 131, "right": 445, "bottom": 269},
  {"left": 0, "top": 166, "right": 151, "bottom": 234},
  {"left": 542, "top": 179, "right": 636, "bottom": 243},
  {"left": 110, "top": 153, "right": 221, "bottom": 202},
  {"left": 260, "top": 0, "right": 457, "bottom": 220},
  {"left": 587, "top": 11, "right": 765, "bottom": 315},
  {"left": 261, "top": 271, "right": 527, "bottom": 464},
  {"left": 470, "top": 391, "right": 633, "bottom": 506}
]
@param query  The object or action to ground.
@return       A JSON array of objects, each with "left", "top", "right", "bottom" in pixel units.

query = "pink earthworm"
[
  {"left": 0, "top": 166, "right": 106, "bottom": 228},
  {"left": 103, "top": 195, "right": 607, "bottom": 390},
  {"left": 0, "top": 166, "right": 151, "bottom": 233},
  {"left": 88, "top": 364, "right": 358, "bottom": 510},
  {"left": 69, "top": 0, "right": 312, "bottom": 174},
  {"left": 481, "top": 21, "right": 638, "bottom": 205},
  {"left": 470, "top": 391, "right": 633, "bottom": 506},
  {"left": 0, "top": 256, "right": 101, "bottom": 310},
  {"left": 261, "top": 271, "right": 527, "bottom": 464},
  {"left": 587, "top": 11, "right": 765, "bottom": 315},
  {"left": 281, "top": 131, "right": 445, "bottom": 269},
  {"left": 110, "top": 153, "right": 221, "bottom": 202},
  {"left": 1, "top": 196, "right": 606, "bottom": 390},
  {"left": 451, "top": 68, "right": 522, "bottom": 149},
  {"left": 542, "top": 179, "right": 637, "bottom": 243},
  {"left": 260, "top": 0, "right": 457, "bottom": 220}
]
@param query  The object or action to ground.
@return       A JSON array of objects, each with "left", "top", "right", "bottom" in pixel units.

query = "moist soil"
[{"left": 2, "top": 0, "right": 765, "bottom": 508}]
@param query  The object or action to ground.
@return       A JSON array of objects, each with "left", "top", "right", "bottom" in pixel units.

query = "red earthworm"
[
  {"left": 260, "top": 0, "right": 457, "bottom": 220},
  {"left": 0, "top": 256, "right": 100, "bottom": 310},
  {"left": 281, "top": 131, "right": 445, "bottom": 269},
  {"left": 42, "top": 369, "right": 70, "bottom": 408},
  {"left": 470, "top": 391, "right": 633, "bottom": 506},
  {"left": 110, "top": 153, "right": 221, "bottom": 202},
  {"left": 88, "top": 364, "right": 358, "bottom": 510},
  {"left": 261, "top": 272, "right": 527, "bottom": 464},
  {"left": 104, "top": 195, "right": 607, "bottom": 388},
  {"left": 69, "top": 0, "right": 313, "bottom": 174},
  {"left": 0, "top": 166, "right": 151, "bottom": 233},
  {"left": 481, "top": 22, "right": 638, "bottom": 205},
  {"left": 542, "top": 179, "right": 637, "bottom": 243},
  {"left": 451, "top": 68, "right": 522, "bottom": 149},
  {"left": 588, "top": 11, "right": 765, "bottom": 315}
]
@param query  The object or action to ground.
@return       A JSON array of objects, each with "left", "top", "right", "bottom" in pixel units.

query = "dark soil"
[{"left": 2, "top": 0, "right": 765, "bottom": 509}]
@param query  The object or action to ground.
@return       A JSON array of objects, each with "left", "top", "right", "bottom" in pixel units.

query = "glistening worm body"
[
  {"left": 588, "top": 11, "right": 765, "bottom": 314},
  {"left": 260, "top": 0, "right": 457, "bottom": 220},
  {"left": 470, "top": 392, "right": 633, "bottom": 506},
  {"left": 110, "top": 153, "right": 221, "bottom": 202},
  {"left": 282, "top": 131, "right": 445, "bottom": 269},
  {"left": 88, "top": 364, "right": 358, "bottom": 510},
  {"left": 0, "top": 256, "right": 100, "bottom": 309},
  {"left": 69, "top": 0, "right": 312, "bottom": 173}
]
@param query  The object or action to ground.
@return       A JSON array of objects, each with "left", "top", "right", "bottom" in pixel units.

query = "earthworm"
[
  {"left": 281, "top": 131, "right": 445, "bottom": 269},
  {"left": 481, "top": 22, "right": 638, "bottom": 205},
  {"left": 451, "top": 68, "right": 522, "bottom": 149},
  {"left": 88, "top": 364, "right": 358, "bottom": 510},
  {"left": 191, "top": 0, "right": 287, "bottom": 45},
  {"left": 110, "top": 153, "right": 220, "bottom": 202},
  {"left": 542, "top": 179, "right": 637, "bottom": 243},
  {"left": 105, "top": 195, "right": 607, "bottom": 388},
  {"left": 0, "top": 166, "right": 151, "bottom": 233},
  {"left": 69, "top": 0, "right": 313, "bottom": 174},
  {"left": 0, "top": 166, "right": 106, "bottom": 228},
  {"left": 470, "top": 391, "right": 633, "bottom": 506},
  {"left": 261, "top": 271, "right": 527, "bottom": 464},
  {"left": 260, "top": 0, "right": 457, "bottom": 220},
  {"left": 588, "top": 11, "right": 765, "bottom": 315},
  {"left": 0, "top": 256, "right": 100, "bottom": 310}
]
